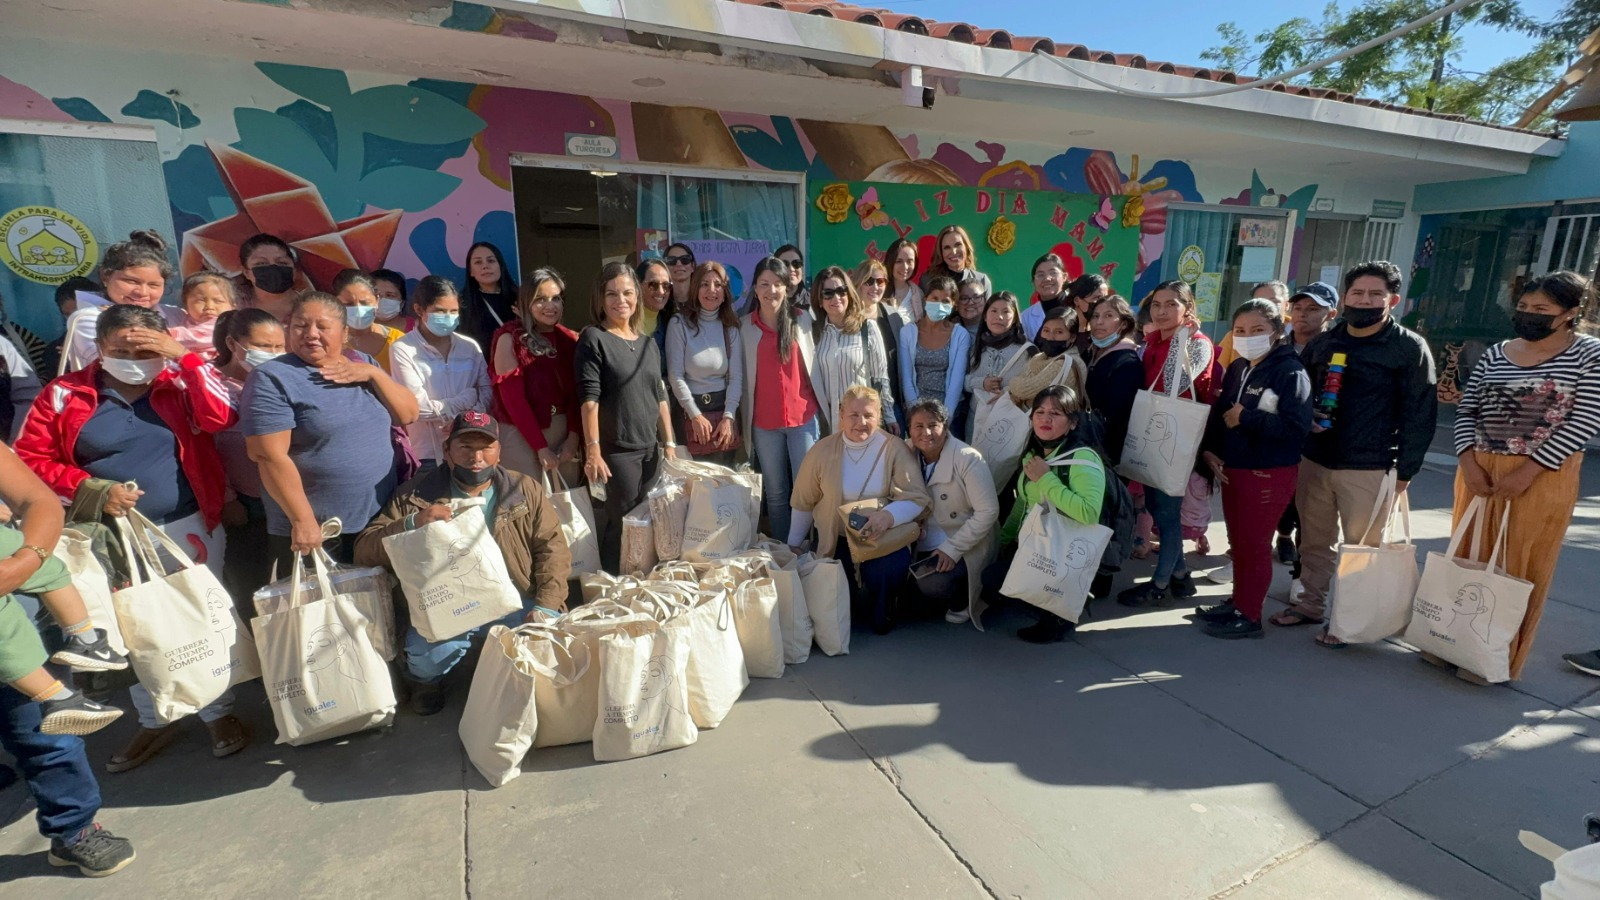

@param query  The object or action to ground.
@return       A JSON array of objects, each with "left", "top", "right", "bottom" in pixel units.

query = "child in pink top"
[{"left": 170, "top": 272, "right": 236, "bottom": 360}]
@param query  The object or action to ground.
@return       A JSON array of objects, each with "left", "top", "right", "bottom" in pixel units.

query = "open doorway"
[{"left": 509, "top": 156, "right": 805, "bottom": 329}]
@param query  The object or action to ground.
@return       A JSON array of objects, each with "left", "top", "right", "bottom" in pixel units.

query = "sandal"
[
  {"left": 1313, "top": 628, "right": 1348, "bottom": 650},
  {"left": 205, "top": 715, "right": 249, "bottom": 759},
  {"left": 106, "top": 725, "right": 179, "bottom": 774},
  {"left": 1269, "top": 609, "right": 1324, "bottom": 628}
]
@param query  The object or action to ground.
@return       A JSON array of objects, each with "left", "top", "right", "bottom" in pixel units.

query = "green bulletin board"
[{"left": 807, "top": 181, "right": 1140, "bottom": 299}]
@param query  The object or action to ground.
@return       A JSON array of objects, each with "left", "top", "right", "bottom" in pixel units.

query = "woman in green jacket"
[{"left": 981, "top": 384, "right": 1106, "bottom": 643}]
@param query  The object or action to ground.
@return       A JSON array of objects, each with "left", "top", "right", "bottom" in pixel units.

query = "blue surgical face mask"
[
  {"left": 345, "top": 304, "right": 376, "bottom": 329},
  {"left": 377, "top": 298, "right": 405, "bottom": 321},
  {"left": 426, "top": 312, "right": 460, "bottom": 336},
  {"left": 924, "top": 301, "right": 953, "bottom": 323},
  {"left": 1092, "top": 332, "right": 1121, "bottom": 349},
  {"left": 241, "top": 348, "right": 279, "bottom": 372}
]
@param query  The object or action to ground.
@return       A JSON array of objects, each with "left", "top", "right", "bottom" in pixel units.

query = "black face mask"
[
  {"left": 1342, "top": 305, "right": 1386, "bottom": 330},
  {"left": 451, "top": 464, "right": 494, "bottom": 487},
  {"left": 1510, "top": 310, "right": 1562, "bottom": 342},
  {"left": 1035, "top": 337, "right": 1070, "bottom": 358},
  {"left": 251, "top": 264, "right": 295, "bottom": 295}
]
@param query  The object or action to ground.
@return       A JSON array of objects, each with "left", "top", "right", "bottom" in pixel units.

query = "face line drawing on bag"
[
  {"left": 1139, "top": 413, "right": 1177, "bottom": 466},
  {"left": 1450, "top": 582, "right": 1497, "bottom": 644},
  {"left": 304, "top": 622, "right": 366, "bottom": 695}
]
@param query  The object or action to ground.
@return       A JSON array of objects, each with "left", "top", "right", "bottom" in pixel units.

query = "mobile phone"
[
  {"left": 588, "top": 479, "right": 607, "bottom": 503},
  {"left": 848, "top": 511, "right": 871, "bottom": 532},
  {"left": 909, "top": 555, "right": 941, "bottom": 579}
]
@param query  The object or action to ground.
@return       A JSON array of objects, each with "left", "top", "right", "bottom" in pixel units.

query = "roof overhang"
[{"left": 0, "top": 0, "right": 1561, "bottom": 182}]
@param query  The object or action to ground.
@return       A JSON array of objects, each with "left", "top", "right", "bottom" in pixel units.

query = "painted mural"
[{"left": 0, "top": 49, "right": 1323, "bottom": 336}]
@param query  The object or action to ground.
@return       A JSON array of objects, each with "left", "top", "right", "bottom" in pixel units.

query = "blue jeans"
[
  {"left": 404, "top": 599, "right": 548, "bottom": 684},
  {"left": 1146, "top": 486, "right": 1190, "bottom": 586},
  {"left": 752, "top": 417, "right": 820, "bottom": 543},
  {"left": 0, "top": 685, "right": 99, "bottom": 842}
]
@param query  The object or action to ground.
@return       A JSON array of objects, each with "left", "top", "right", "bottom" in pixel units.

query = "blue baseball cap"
[{"left": 1289, "top": 282, "right": 1339, "bottom": 308}]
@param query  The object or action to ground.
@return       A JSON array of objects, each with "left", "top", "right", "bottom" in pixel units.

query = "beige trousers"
[{"left": 1292, "top": 460, "right": 1392, "bottom": 620}]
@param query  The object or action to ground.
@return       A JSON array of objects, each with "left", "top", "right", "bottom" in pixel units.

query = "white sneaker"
[
  {"left": 945, "top": 609, "right": 971, "bottom": 624},
  {"left": 1205, "top": 564, "right": 1233, "bottom": 584}
]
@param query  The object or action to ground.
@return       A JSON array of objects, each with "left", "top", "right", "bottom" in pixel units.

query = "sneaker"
[
  {"left": 1117, "top": 581, "right": 1173, "bottom": 608},
  {"left": 1169, "top": 571, "right": 1198, "bottom": 599},
  {"left": 1191, "top": 599, "right": 1237, "bottom": 623},
  {"left": 1205, "top": 564, "right": 1234, "bottom": 585},
  {"left": 944, "top": 609, "right": 971, "bottom": 625},
  {"left": 48, "top": 824, "right": 135, "bottom": 877},
  {"left": 39, "top": 693, "right": 123, "bottom": 736},
  {"left": 1204, "top": 614, "right": 1264, "bottom": 640},
  {"left": 50, "top": 630, "right": 129, "bottom": 672},
  {"left": 408, "top": 682, "right": 447, "bottom": 717},
  {"left": 1563, "top": 650, "right": 1600, "bottom": 677},
  {"left": 1276, "top": 536, "right": 1298, "bottom": 565}
]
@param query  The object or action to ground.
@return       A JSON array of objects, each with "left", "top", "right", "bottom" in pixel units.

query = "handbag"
[
  {"left": 544, "top": 470, "right": 602, "bottom": 577},
  {"left": 1326, "top": 471, "right": 1420, "bottom": 644},
  {"left": 999, "top": 457, "right": 1113, "bottom": 623},
  {"left": 1116, "top": 329, "right": 1210, "bottom": 497},
  {"left": 380, "top": 498, "right": 522, "bottom": 643},
  {"left": 111, "top": 509, "right": 261, "bottom": 725},
  {"left": 969, "top": 345, "right": 1037, "bottom": 486},
  {"left": 1403, "top": 497, "right": 1532, "bottom": 683},
  {"left": 835, "top": 439, "right": 919, "bottom": 563}
]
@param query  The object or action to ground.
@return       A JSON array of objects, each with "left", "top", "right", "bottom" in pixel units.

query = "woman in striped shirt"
[
  {"left": 1452, "top": 270, "right": 1600, "bottom": 683},
  {"left": 811, "top": 266, "right": 898, "bottom": 435}
]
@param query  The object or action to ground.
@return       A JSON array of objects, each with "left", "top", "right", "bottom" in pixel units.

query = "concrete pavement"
[{"left": 2, "top": 462, "right": 1598, "bottom": 899}]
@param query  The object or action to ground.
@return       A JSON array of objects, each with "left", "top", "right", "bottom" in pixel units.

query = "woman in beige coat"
[
  {"left": 789, "top": 385, "right": 931, "bottom": 634},
  {"left": 903, "top": 397, "right": 999, "bottom": 628}
]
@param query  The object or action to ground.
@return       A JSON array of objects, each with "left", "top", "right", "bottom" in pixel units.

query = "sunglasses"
[
  {"left": 781, "top": 257, "right": 804, "bottom": 268},
  {"left": 665, "top": 255, "right": 695, "bottom": 266},
  {"left": 865, "top": 277, "right": 887, "bottom": 287},
  {"left": 820, "top": 287, "right": 849, "bottom": 299},
  {"left": 645, "top": 280, "right": 672, "bottom": 291}
]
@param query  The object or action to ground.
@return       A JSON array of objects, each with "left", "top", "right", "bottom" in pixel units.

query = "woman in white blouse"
[
  {"left": 883, "top": 237, "right": 923, "bottom": 324},
  {"left": 666, "top": 261, "right": 744, "bottom": 465},
  {"left": 389, "top": 276, "right": 492, "bottom": 474},
  {"left": 810, "top": 265, "right": 898, "bottom": 435}
]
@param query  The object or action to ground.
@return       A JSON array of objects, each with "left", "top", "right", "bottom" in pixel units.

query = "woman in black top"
[
  {"left": 1084, "top": 295, "right": 1143, "bottom": 465},
  {"left": 460, "top": 241, "right": 518, "bottom": 349},
  {"left": 578, "top": 262, "right": 678, "bottom": 573}
]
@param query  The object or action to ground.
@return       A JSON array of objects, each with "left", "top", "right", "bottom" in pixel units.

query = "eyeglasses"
[
  {"left": 781, "top": 257, "right": 804, "bottom": 269},
  {"left": 665, "top": 255, "right": 694, "bottom": 266},
  {"left": 529, "top": 295, "right": 563, "bottom": 306},
  {"left": 820, "top": 287, "right": 849, "bottom": 299},
  {"left": 865, "top": 277, "right": 887, "bottom": 288},
  {"left": 645, "top": 280, "right": 672, "bottom": 291}
]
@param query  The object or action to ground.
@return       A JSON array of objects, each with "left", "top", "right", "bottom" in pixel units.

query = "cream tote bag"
[
  {"left": 55, "top": 527, "right": 124, "bottom": 655},
  {"left": 459, "top": 624, "right": 544, "bottom": 786},
  {"left": 1327, "top": 471, "right": 1420, "bottom": 644},
  {"left": 112, "top": 510, "right": 260, "bottom": 725},
  {"left": 545, "top": 470, "right": 602, "bottom": 577},
  {"left": 1116, "top": 332, "right": 1209, "bottom": 497},
  {"left": 592, "top": 619, "right": 698, "bottom": 761},
  {"left": 798, "top": 554, "right": 851, "bottom": 657},
  {"left": 999, "top": 460, "right": 1112, "bottom": 624},
  {"left": 382, "top": 498, "right": 521, "bottom": 643},
  {"left": 970, "top": 345, "right": 1048, "bottom": 486},
  {"left": 1404, "top": 497, "right": 1532, "bottom": 683}
]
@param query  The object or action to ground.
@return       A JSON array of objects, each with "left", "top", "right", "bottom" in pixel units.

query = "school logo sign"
[{"left": 0, "top": 206, "right": 97, "bottom": 285}]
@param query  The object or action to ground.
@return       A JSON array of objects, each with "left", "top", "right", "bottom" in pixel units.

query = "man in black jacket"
[{"left": 1274, "top": 261, "right": 1437, "bottom": 645}]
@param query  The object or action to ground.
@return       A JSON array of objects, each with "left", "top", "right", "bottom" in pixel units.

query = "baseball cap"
[
  {"left": 1289, "top": 282, "right": 1338, "bottom": 309},
  {"left": 447, "top": 410, "right": 499, "bottom": 442}
]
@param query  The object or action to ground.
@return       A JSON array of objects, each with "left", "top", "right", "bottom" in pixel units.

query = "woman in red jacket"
[
  {"left": 16, "top": 302, "right": 244, "bottom": 771},
  {"left": 490, "top": 267, "right": 581, "bottom": 484}
]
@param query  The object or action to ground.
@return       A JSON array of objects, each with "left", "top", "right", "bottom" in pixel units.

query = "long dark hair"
[
  {"left": 683, "top": 261, "right": 740, "bottom": 334},
  {"left": 460, "top": 241, "right": 517, "bottom": 338},
  {"left": 592, "top": 262, "right": 641, "bottom": 329},
  {"left": 971, "top": 291, "right": 1027, "bottom": 369},
  {"left": 747, "top": 256, "right": 799, "bottom": 363},
  {"left": 635, "top": 258, "right": 675, "bottom": 330},
  {"left": 213, "top": 307, "right": 282, "bottom": 366},
  {"left": 883, "top": 237, "right": 918, "bottom": 295}
]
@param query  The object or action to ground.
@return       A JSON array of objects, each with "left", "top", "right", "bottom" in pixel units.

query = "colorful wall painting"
[{"left": 807, "top": 181, "right": 1138, "bottom": 298}]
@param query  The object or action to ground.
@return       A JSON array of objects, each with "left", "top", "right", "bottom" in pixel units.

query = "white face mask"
[
  {"left": 241, "top": 348, "right": 279, "bottom": 372},
  {"left": 1234, "top": 333, "right": 1275, "bottom": 362},
  {"left": 101, "top": 356, "right": 165, "bottom": 385},
  {"left": 378, "top": 298, "right": 405, "bottom": 320}
]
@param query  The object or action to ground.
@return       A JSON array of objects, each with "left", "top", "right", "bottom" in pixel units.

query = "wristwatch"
[{"left": 664, "top": 441, "right": 678, "bottom": 449}]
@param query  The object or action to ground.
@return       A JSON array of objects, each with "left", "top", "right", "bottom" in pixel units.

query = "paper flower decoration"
[
  {"left": 815, "top": 183, "right": 853, "bottom": 225},
  {"left": 180, "top": 141, "right": 402, "bottom": 290},
  {"left": 987, "top": 215, "right": 1016, "bottom": 256}
]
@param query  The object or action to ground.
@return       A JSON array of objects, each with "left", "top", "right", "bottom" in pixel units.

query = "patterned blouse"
[{"left": 1453, "top": 334, "right": 1600, "bottom": 469}]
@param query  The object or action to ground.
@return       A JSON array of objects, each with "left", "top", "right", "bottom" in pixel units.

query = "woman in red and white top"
[
  {"left": 1453, "top": 271, "right": 1600, "bottom": 683},
  {"left": 490, "top": 267, "right": 582, "bottom": 484},
  {"left": 740, "top": 256, "right": 821, "bottom": 543}
]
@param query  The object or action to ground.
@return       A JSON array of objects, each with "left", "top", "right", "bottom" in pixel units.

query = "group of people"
[{"left": 2, "top": 220, "right": 1598, "bottom": 881}]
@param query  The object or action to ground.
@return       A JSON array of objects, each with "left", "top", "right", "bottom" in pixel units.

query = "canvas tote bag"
[
  {"left": 999, "top": 458, "right": 1113, "bottom": 623},
  {"left": 112, "top": 509, "right": 260, "bottom": 725},
  {"left": 970, "top": 345, "right": 1051, "bottom": 486},
  {"left": 1404, "top": 497, "right": 1532, "bottom": 683},
  {"left": 459, "top": 624, "right": 545, "bottom": 786},
  {"left": 532, "top": 601, "right": 643, "bottom": 747},
  {"left": 724, "top": 575, "right": 784, "bottom": 678},
  {"left": 55, "top": 527, "right": 124, "bottom": 655},
  {"left": 544, "top": 470, "right": 602, "bottom": 576},
  {"left": 255, "top": 550, "right": 394, "bottom": 747},
  {"left": 382, "top": 497, "right": 521, "bottom": 643},
  {"left": 682, "top": 478, "right": 757, "bottom": 562},
  {"left": 1327, "top": 471, "right": 1420, "bottom": 644},
  {"left": 593, "top": 618, "right": 698, "bottom": 761},
  {"left": 624, "top": 580, "right": 747, "bottom": 727},
  {"left": 798, "top": 553, "right": 851, "bottom": 656},
  {"left": 1116, "top": 330, "right": 1210, "bottom": 497}
]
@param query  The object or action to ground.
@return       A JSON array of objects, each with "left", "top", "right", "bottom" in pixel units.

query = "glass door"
[
  {"left": 1294, "top": 215, "right": 1364, "bottom": 288},
  {"left": 1160, "top": 205, "right": 1293, "bottom": 342}
]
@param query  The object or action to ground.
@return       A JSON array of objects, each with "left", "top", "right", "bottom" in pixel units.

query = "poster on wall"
[
  {"left": 1194, "top": 272, "right": 1222, "bottom": 322},
  {"left": 1237, "top": 218, "right": 1282, "bottom": 248},
  {"left": 806, "top": 181, "right": 1139, "bottom": 299},
  {"left": 681, "top": 239, "right": 771, "bottom": 299}
]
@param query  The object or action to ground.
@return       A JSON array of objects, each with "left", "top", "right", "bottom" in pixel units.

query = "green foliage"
[{"left": 1202, "top": 0, "right": 1595, "bottom": 126}]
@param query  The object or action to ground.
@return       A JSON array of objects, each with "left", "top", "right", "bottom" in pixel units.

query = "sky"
[{"left": 870, "top": 0, "right": 1566, "bottom": 79}]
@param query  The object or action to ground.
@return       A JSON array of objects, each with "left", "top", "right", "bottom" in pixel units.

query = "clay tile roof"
[{"left": 728, "top": 0, "right": 1550, "bottom": 133}]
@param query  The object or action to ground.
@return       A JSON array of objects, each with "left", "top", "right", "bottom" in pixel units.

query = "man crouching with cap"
[{"left": 355, "top": 411, "right": 571, "bottom": 715}]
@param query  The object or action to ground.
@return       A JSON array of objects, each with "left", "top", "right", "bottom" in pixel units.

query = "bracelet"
[
  {"left": 17, "top": 544, "right": 48, "bottom": 565},
  {"left": 586, "top": 439, "right": 600, "bottom": 447},
  {"left": 664, "top": 441, "right": 677, "bottom": 449}
]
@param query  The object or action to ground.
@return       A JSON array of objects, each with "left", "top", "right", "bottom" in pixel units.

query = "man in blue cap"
[{"left": 1272, "top": 281, "right": 1340, "bottom": 592}]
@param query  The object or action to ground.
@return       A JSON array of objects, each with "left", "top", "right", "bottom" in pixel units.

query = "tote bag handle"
[
  {"left": 1357, "top": 471, "right": 1414, "bottom": 547},
  {"left": 1444, "top": 496, "right": 1499, "bottom": 568}
]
